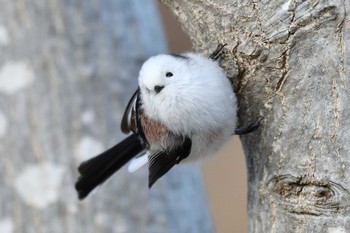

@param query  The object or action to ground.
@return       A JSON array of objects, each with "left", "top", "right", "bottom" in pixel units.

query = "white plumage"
[{"left": 138, "top": 52, "right": 237, "bottom": 162}]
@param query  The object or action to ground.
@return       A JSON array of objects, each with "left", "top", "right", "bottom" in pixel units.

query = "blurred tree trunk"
[
  {"left": 160, "top": 0, "right": 350, "bottom": 232},
  {"left": 0, "top": 0, "right": 214, "bottom": 232}
]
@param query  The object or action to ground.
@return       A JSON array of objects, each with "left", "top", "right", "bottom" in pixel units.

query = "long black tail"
[{"left": 75, "top": 133, "right": 145, "bottom": 200}]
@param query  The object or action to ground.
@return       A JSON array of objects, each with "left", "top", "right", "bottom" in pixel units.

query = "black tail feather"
[{"left": 75, "top": 133, "right": 145, "bottom": 200}]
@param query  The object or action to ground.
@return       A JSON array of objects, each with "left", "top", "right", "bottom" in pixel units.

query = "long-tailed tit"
[{"left": 75, "top": 44, "right": 260, "bottom": 200}]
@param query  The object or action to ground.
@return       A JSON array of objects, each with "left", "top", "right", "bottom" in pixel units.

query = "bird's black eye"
[
  {"left": 165, "top": 72, "right": 173, "bottom": 77},
  {"left": 154, "top": 85, "right": 164, "bottom": 94}
]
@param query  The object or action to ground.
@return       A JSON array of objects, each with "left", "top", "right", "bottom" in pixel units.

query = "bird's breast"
[{"left": 139, "top": 111, "right": 170, "bottom": 147}]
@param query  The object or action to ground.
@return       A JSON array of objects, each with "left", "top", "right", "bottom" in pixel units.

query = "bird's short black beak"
[{"left": 154, "top": 85, "right": 164, "bottom": 94}]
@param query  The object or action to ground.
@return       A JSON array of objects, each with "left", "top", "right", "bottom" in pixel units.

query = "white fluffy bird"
[{"left": 75, "top": 44, "right": 260, "bottom": 200}]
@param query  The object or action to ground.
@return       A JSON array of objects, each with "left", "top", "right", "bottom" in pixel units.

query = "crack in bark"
[
  {"left": 274, "top": 0, "right": 296, "bottom": 93},
  {"left": 331, "top": 79, "right": 340, "bottom": 139},
  {"left": 251, "top": 0, "right": 266, "bottom": 38},
  {"left": 307, "top": 133, "right": 317, "bottom": 174},
  {"left": 274, "top": 48, "right": 290, "bottom": 93}
]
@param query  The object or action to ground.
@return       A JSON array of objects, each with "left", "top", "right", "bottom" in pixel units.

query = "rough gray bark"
[
  {"left": 160, "top": 0, "right": 350, "bottom": 232},
  {"left": 0, "top": 0, "right": 214, "bottom": 232}
]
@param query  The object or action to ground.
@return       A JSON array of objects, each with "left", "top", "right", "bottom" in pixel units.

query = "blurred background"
[
  {"left": 0, "top": 0, "right": 247, "bottom": 232},
  {"left": 158, "top": 3, "right": 248, "bottom": 233}
]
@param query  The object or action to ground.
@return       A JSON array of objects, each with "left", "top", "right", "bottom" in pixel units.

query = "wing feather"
[
  {"left": 148, "top": 137, "right": 192, "bottom": 188},
  {"left": 121, "top": 89, "right": 139, "bottom": 134}
]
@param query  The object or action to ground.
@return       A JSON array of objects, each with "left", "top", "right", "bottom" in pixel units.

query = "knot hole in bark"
[{"left": 267, "top": 174, "right": 350, "bottom": 216}]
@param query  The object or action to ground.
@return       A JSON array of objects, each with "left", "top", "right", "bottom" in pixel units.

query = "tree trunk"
[
  {"left": 160, "top": 0, "right": 350, "bottom": 232},
  {"left": 0, "top": 0, "right": 214, "bottom": 232}
]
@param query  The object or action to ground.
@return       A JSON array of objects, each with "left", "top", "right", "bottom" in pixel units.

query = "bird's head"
[{"left": 138, "top": 54, "right": 190, "bottom": 97}]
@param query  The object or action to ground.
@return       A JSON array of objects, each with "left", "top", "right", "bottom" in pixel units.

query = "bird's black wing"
[
  {"left": 148, "top": 136, "right": 192, "bottom": 188},
  {"left": 121, "top": 89, "right": 139, "bottom": 134}
]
